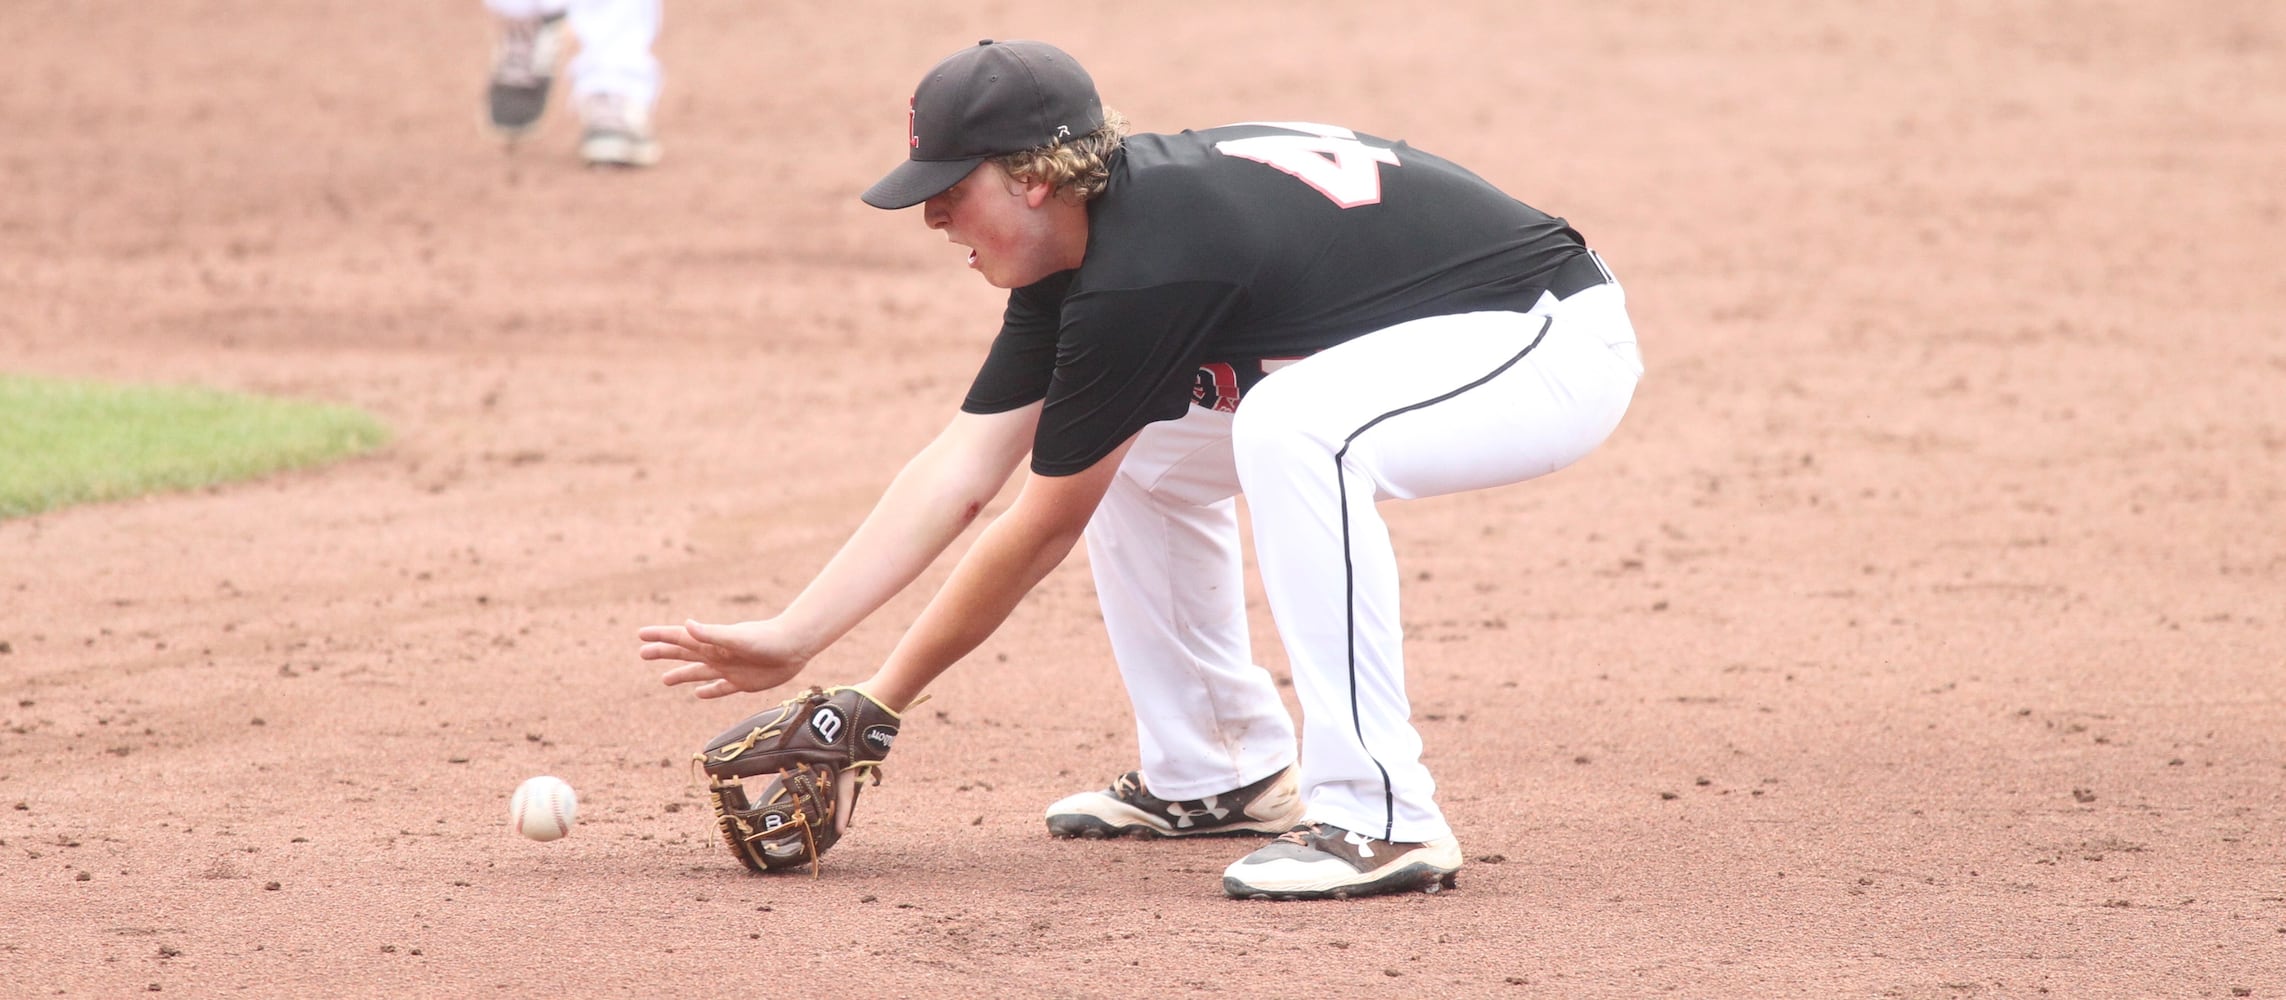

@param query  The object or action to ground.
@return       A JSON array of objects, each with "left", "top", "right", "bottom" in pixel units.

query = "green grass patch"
[{"left": 0, "top": 373, "right": 391, "bottom": 519}]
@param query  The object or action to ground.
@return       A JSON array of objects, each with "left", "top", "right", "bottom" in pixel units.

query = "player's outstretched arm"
[
  {"left": 855, "top": 436, "right": 1135, "bottom": 711},
  {"left": 638, "top": 403, "right": 1039, "bottom": 698}
]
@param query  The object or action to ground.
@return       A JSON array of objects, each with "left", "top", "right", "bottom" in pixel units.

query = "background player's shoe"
[
  {"left": 485, "top": 12, "right": 566, "bottom": 138},
  {"left": 1221, "top": 822, "right": 1461, "bottom": 900},
  {"left": 1045, "top": 766, "right": 1302, "bottom": 838},
  {"left": 577, "top": 93, "right": 662, "bottom": 168}
]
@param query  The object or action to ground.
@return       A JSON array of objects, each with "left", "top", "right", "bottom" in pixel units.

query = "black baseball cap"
[{"left": 861, "top": 39, "right": 1103, "bottom": 210}]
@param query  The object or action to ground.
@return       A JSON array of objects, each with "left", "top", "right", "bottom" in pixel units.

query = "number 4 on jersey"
[{"left": 1214, "top": 123, "right": 1401, "bottom": 209}]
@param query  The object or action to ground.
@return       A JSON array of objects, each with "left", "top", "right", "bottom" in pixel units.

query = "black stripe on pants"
[{"left": 1327, "top": 315, "right": 1553, "bottom": 841}]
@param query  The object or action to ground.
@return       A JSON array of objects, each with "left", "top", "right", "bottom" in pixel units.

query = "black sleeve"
[
  {"left": 1029, "top": 280, "right": 1245, "bottom": 477},
  {"left": 962, "top": 271, "right": 1075, "bottom": 414}
]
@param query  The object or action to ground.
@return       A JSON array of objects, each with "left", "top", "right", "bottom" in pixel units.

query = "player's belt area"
[{"left": 1543, "top": 248, "right": 1616, "bottom": 301}]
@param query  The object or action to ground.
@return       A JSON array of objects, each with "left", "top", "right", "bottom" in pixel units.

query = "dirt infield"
[{"left": 5, "top": 1, "right": 2282, "bottom": 996}]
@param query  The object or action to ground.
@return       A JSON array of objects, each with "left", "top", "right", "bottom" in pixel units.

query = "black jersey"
[{"left": 964, "top": 122, "right": 1588, "bottom": 476}]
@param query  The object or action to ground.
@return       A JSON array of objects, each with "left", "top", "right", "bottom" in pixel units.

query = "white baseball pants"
[
  {"left": 1085, "top": 278, "right": 1643, "bottom": 844},
  {"left": 485, "top": 0, "right": 662, "bottom": 109}
]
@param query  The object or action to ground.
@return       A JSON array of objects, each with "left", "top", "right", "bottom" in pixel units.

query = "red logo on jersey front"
[{"left": 907, "top": 97, "right": 919, "bottom": 149}]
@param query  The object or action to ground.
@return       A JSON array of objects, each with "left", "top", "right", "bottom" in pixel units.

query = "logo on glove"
[
  {"left": 809, "top": 707, "right": 846, "bottom": 744},
  {"left": 863, "top": 725, "right": 897, "bottom": 752}
]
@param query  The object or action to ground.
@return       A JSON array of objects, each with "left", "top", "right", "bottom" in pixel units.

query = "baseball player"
[
  {"left": 638, "top": 39, "right": 1642, "bottom": 900},
  {"left": 482, "top": 0, "right": 664, "bottom": 166}
]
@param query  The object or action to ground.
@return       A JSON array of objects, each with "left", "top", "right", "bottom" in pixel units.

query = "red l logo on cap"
[{"left": 907, "top": 97, "right": 918, "bottom": 149}]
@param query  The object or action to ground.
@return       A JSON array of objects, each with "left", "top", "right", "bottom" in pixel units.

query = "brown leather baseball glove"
[{"left": 694, "top": 685, "right": 905, "bottom": 873}]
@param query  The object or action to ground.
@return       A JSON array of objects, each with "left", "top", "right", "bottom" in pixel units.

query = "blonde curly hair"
[{"left": 994, "top": 109, "right": 1130, "bottom": 203}]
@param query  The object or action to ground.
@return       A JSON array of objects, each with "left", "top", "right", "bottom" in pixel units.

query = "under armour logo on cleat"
[
  {"left": 1166, "top": 796, "right": 1231, "bottom": 828},
  {"left": 1343, "top": 830, "right": 1377, "bottom": 858}
]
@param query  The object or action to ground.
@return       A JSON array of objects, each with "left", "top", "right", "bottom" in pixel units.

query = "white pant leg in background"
[
  {"left": 485, "top": 0, "right": 661, "bottom": 109},
  {"left": 483, "top": 0, "right": 563, "bottom": 16},
  {"left": 1231, "top": 282, "right": 1642, "bottom": 844},
  {"left": 1084, "top": 406, "right": 1298, "bottom": 800},
  {"left": 565, "top": 0, "right": 660, "bottom": 109}
]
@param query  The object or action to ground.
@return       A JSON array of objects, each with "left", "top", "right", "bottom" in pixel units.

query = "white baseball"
[{"left": 510, "top": 775, "right": 578, "bottom": 842}]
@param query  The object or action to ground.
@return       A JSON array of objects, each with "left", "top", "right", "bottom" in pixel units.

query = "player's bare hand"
[{"left": 636, "top": 619, "right": 810, "bottom": 699}]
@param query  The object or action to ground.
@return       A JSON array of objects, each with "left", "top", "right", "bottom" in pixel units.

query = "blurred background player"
[{"left": 482, "top": 0, "right": 663, "bottom": 167}]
